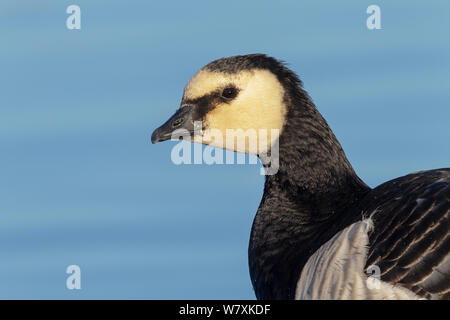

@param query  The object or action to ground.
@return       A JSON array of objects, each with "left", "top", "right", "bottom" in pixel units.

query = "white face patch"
[{"left": 183, "top": 69, "right": 287, "bottom": 155}]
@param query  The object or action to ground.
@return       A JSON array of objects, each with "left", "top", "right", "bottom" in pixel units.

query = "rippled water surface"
[{"left": 0, "top": 1, "right": 449, "bottom": 298}]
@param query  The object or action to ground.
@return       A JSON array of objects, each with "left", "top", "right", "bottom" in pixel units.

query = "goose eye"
[{"left": 221, "top": 86, "right": 238, "bottom": 99}]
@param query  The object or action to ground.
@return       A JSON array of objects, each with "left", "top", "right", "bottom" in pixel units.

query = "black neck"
[{"left": 249, "top": 90, "right": 370, "bottom": 299}]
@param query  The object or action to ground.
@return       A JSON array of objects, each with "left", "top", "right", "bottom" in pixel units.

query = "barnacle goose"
[{"left": 151, "top": 54, "right": 450, "bottom": 300}]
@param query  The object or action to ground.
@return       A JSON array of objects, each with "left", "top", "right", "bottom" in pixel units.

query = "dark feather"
[{"left": 359, "top": 169, "right": 450, "bottom": 298}]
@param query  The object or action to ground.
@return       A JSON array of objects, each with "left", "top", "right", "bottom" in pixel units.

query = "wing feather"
[{"left": 360, "top": 169, "right": 450, "bottom": 299}]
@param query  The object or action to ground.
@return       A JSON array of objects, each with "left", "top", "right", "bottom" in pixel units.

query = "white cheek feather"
[
  {"left": 183, "top": 69, "right": 287, "bottom": 154},
  {"left": 295, "top": 217, "right": 422, "bottom": 300},
  {"left": 200, "top": 70, "right": 286, "bottom": 154}
]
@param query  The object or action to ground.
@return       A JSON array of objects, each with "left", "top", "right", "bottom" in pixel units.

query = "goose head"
[{"left": 151, "top": 54, "right": 303, "bottom": 158}]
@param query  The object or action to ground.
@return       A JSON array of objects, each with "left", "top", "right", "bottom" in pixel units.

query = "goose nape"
[{"left": 151, "top": 54, "right": 449, "bottom": 300}]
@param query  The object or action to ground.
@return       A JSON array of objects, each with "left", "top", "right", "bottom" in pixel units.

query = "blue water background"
[{"left": 0, "top": 1, "right": 449, "bottom": 298}]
